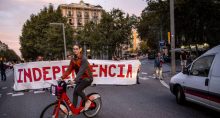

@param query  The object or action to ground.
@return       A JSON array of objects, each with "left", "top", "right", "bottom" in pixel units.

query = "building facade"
[{"left": 59, "top": 0, "right": 103, "bottom": 29}]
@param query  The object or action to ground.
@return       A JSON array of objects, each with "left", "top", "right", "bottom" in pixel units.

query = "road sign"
[{"left": 159, "top": 40, "right": 165, "bottom": 47}]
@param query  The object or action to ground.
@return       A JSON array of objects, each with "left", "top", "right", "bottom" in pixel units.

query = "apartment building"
[{"left": 59, "top": 0, "right": 103, "bottom": 29}]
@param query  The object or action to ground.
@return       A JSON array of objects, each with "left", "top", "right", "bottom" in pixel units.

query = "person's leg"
[
  {"left": 73, "top": 84, "right": 79, "bottom": 107},
  {"left": 155, "top": 67, "right": 159, "bottom": 79},
  {"left": 136, "top": 71, "right": 140, "bottom": 84},
  {"left": 181, "top": 60, "right": 184, "bottom": 71},
  {"left": 184, "top": 60, "right": 187, "bottom": 68},
  {"left": 3, "top": 71, "right": 6, "bottom": 81},
  {"left": 75, "top": 79, "right": 92, "bottom": 106},
  {"left": 1, "top": 72, "right": 3, "bottom": 81},
  {"left": 159, "top": 67, "right": 163, "bottom": 80}
]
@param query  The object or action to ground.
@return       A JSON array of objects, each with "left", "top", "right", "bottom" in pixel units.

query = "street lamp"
[{"left": 49, "top": 23, "right": 67, "bottom": 60}]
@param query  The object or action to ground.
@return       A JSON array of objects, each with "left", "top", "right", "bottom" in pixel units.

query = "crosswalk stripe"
[
  {"left": 12, "top": 92, "right": 24, "bottom": 97},
  {"left": 141, "top": 72, "right": 148, "bottom": 75},
  {"left": 7, "top": 93, "right": 13, "bottom": 95},
  {"left": 1, "top": 87, "right": 8, "bottom": 90},
  {"left": 148, "top": 76, "right": 154, "bottom": 78},
  {"left": 34, "top": 91, "right": 45, "bottom": 94},
  {"left": 160, "top": 80, "right": 169, "bottom": 89},
  {"left": 139, "top": 77, "right": 149, "bottom": 80}
]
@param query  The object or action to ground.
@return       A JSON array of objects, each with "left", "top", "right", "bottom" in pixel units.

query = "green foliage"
[
  {"left": 137, "top": 0, "right": 169, "bottom": 50},
  {"left": 174, "top": 0, "right": 220, "bottom": 48},
  {"left": 137, "top": 0, "right": 220, "bottom": 50},
  {"left": 0, "top": 44, "right": 20, "bottom": 62},
  {"left": 139, "top": 41, "right": 149, "bottom": 54},
  {"left": 20, "top": 4, "right": 73, "bottom": 61},
  {"left": 76, "top": 9, "right": 134, "bottom": 59}
]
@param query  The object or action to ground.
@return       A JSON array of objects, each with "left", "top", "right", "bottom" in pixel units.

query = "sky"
[{"left": 0, "top": 0, "right": 147, "bottom": 57}]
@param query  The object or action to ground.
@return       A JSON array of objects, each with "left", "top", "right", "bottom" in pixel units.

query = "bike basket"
[{"left": 50, "top": 85, "right": 64, "bottom": 96}]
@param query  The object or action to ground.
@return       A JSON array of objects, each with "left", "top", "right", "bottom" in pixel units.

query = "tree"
[
  {"left": 139, "top": 41, "right": 149, "bottom": 54},
  {"left": 137, "top": 0, "right": 169, "bottom": 50},
  {"left": 20, "top": 4, "right": 73, "bottom": 61},
  {"left": 76, "top": 9, "right": 133, "bottom": 59},
  {"left": 0, "top": 41, "right": 20, "bottom": 62},
  {"left": 138, "top": 0, "right": 220, "bottom": 53},
  {"left": 175, "top": 0, "right": 220, "bottom": 48}
]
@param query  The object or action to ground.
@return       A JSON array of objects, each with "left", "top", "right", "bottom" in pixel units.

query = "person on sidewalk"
[
  {"left": 180, "top": 50, "right": 187, "bottom": 71},
  {"left": 0, "top": 60, "right": 7, "bottom": 81},
  {"left": 154, "top": 52, "right": 164, "bottom": 80}
]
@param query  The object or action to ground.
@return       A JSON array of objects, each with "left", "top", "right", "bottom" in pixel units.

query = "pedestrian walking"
[
  {"left": 154, "top": 52, "right": 164, "bottom": 80},
  {"left": 0, "top": 60, "right": 7, "bottom": 81},
  {"left": 180, "top": 50, "right": 187, "bottom": 71}
]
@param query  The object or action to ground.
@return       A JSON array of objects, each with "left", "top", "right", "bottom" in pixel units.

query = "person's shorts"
[{"left": 181, "top": 60, "right": 187, "bottom": 66}]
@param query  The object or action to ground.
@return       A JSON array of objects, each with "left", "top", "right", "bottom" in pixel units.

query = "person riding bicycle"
[{"left": 61, "top": 43, "right": 93, "bottom": 112}]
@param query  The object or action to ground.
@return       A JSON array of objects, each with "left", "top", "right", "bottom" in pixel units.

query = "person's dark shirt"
[
  {"left": 0, "top": 61, "right": 6, "bottom": 71},
  {"left": 180, "top": 52, "right": 187, "bottom": 60}
]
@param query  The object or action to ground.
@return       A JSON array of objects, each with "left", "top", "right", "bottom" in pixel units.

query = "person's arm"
[
  {"left": 180, "top": 54, "right": 182, "bottom": 60},
  {"left": 61, "top": 59, "right": 74, "bottom": 80},
  {"left": 75, "top": 56, "right": 88, "bottom": 82},
  {"left": 161, "top": 56, "right": 164, "bottom": 63}
]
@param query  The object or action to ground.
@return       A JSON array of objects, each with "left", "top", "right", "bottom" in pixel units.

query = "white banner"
[{"left": 13, "top": 60, "right": 140, "bottom": 91}]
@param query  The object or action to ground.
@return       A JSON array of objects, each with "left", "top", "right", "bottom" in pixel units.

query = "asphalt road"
[{"left": 0, "top": 59, "right": 219, "bottom": 118}]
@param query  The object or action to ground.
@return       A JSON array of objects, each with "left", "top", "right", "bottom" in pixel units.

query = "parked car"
[{"left": 169, "top": 45, "right": 220, "bottom": 111}]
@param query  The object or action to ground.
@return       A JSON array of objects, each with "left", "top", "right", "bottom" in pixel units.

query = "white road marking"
[
  {"left": 12, "top": 92, "right": 24, "bottom": 97},
  {"left": 34, "top": 90, "right": 45, "bottom": 94},
  {"left": 139, "top": 77, "right": 149, "bottom": 80},
  {"left": 29, "top": 90, "right": 34, "bottom": 92},
  {"left": 7, "top": 93, "right": 13, "bottom": 95},
  {"left": 2, "top": 113, "right": 7, "bottom": 116},
  {"left": 148, "top": 76, "right": 154, "bottom": 78},
  {"left": 2, "top": 87, "right": 8, "bottom": 89},
  {"left": 160, "top": 80, "right": 170, "bottom": 89},
  {"left": 141, "top": 72, "right": 148, "bottom": 75}
]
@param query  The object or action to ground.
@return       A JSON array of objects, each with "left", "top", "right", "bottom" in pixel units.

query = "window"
[
  {"left": 84, "top": 11, "right": 89, "bottom": 18},
  {"left": 77, "top": 19, "right": 82, "bottom": 26},
  {"left": 67, "top": 10, "right": 72, "bottom": 17},
  {"left": 211, "top": 54, "right": 220, "bottom": 76},
  {"left": 190, "top": 55, "right": 215, "bottom": 77},
  {"left": 77, "top": 11, "right": 82, "bottom": 18},
  {"left": 85, "top": 19, "right": 89, "bottom": 24},
  {"left": 92, "top": 12, "right": 98, "bottom": 20},
  {"left": 68, "top": 19, "right": 73, "bottom": 25}
]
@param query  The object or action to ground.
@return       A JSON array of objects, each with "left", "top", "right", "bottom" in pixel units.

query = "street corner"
[
  {"left": 156, "top": 71, "right": 173, "bottom": 89},
  {"left": 162, "top": 72, "right": 173, "bottom": 84}
]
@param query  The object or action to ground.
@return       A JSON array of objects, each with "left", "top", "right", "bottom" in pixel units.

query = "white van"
[{"left": 170, "top": 45, "right": 220, "bottom": 111}]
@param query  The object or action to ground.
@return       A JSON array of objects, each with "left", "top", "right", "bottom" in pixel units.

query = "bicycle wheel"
[
  {"left": 83, "top": 97, "right": 102, "bottom": 118},
  {"left": 40, "top": 102, "right": 69, "bottom": 118}
]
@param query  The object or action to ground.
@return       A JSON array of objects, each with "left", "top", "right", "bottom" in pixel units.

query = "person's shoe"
[
  {"left": 84, "top": 100, "right": 92, "bottom": 111},
  {"left": 69, "top": 111, "right": 72, "bottom": 115}
]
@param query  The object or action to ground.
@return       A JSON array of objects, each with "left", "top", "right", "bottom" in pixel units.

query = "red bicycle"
[{"left": 40, "top": 80, "right": 102, "bottom": 118}]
